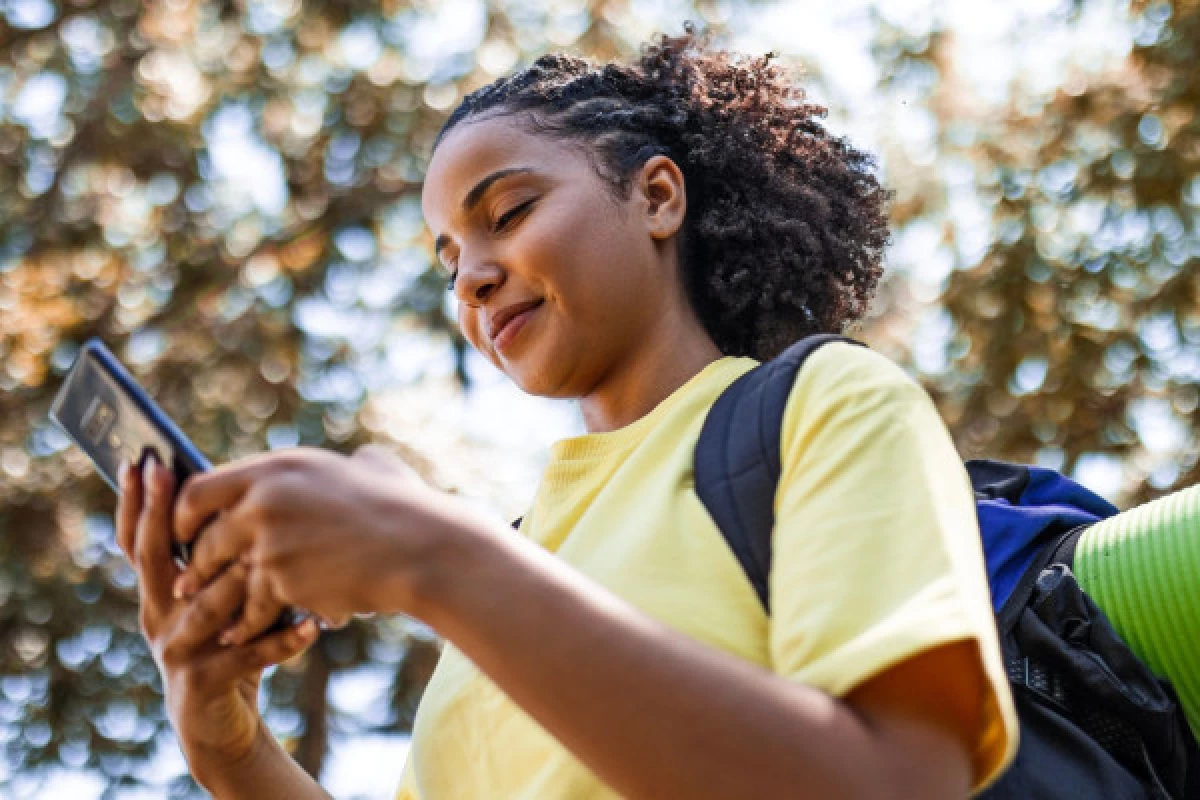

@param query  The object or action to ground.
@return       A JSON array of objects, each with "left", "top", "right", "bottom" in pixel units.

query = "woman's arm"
[
  {"left": 168, "top": 444, "right": 986, "bottom": 797},
  {"left": 413, "top": 523, "right": 980, "bottom": 800},
  {"left": 198, "top": 724, "right": 334, "bottom": 800}
]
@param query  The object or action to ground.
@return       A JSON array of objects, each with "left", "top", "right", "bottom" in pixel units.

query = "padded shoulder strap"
[{"left": 693, "top": 334, "right": 863, "bottom": 613}]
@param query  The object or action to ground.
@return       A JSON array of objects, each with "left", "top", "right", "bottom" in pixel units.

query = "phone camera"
[{"left": 82, "top": 398, "right": 116, "bottom": 445}]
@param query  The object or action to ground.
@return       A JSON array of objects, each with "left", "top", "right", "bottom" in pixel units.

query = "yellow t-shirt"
[{"left": 396, "top": 343, "right": 1018, "bottom": 799}]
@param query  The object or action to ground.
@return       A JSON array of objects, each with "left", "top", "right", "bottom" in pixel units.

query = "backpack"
[{"left": 692, "top": 333, "right": 1200, "bottom": 799}]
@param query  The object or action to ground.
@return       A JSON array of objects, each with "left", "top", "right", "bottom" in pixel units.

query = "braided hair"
[{"left": 435, "top": 26, "right": 892, "bottom": 362}]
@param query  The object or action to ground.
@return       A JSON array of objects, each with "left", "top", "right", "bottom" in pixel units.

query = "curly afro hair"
[{"left": 436, "top": 25, "right": 892, "bottom": 362}]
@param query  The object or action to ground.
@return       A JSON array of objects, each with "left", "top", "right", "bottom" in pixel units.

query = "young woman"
[{"left": 116, "top": 30, "right": 1018, "bottom": 799}]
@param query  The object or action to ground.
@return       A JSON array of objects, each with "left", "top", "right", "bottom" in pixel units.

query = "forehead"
[{"left": 421, "top": 114, "right": 578, "bottom": 222}]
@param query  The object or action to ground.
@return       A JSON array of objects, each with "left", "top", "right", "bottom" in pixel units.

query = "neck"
[{"left": 576, "top": 306, "right": 724, "bottom": 435}]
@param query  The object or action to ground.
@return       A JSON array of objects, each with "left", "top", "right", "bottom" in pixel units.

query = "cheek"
[
  {"left": 520, "top": 207, "right": 576, "bottom": 270},
  {"left": 522, "top": 199, "right": 633, "bottom": 297}
]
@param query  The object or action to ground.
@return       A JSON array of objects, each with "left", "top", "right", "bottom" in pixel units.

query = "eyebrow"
[{"left": 433, "top": 167, "right": 536, "bottom": 258}]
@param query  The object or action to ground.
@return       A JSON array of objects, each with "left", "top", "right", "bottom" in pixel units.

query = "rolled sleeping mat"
[{"left": 1074, "top": 484, "right": 1200, "bottom": 740}]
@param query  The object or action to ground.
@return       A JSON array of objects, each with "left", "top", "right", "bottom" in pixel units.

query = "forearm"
[
  {"left": 418, "top": 528, "right": 895, "bottom": 800},
  {"left": 196, "top": 724, "right": 333, "bottom": 800}
]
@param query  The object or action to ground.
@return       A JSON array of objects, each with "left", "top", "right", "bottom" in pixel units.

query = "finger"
[
  {"left": 174, "top": 450, "right": 290, "bottom": 546},
  {"left": 173, "top": 508, "right": 249, "bottom": 601},
  {"left": 134, "top": 454, "right": 179, "bottom": 608},
  {"left": 115, "top": 460, "right": 142, "bottom": 560},
  {"left": 221, "top": 617, "right": 319, "bottom": 675},
  {"left": 169, "top": 561, "right": 250, "bottom": 656},
  {"left": 221, "top": 568, "right": 284, "bottom": 647},
  {"left": 187, "top": 617, "right": 319, "bottom": 691},
  {"left": 321, "top": 612, "right": 353, "bottom": 630}
]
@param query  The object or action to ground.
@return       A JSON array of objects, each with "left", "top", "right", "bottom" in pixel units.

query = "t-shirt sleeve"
[
  {"left": 768, "top": 343, "right": 1018, "bottom": 792},
  {"left": 395, "top": 762, "right": 416, "bottom": 800}
]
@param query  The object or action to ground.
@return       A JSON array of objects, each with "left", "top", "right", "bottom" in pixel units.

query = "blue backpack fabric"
[
  {"left": 969, "top": 458, "right": 1117, "bottom": 613},
  {"left": 692, "top": 333, "right": 1199, "bottom": 799}
]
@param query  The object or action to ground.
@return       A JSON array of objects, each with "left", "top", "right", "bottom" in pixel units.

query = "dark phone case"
[
  {"left": 49, "top": 338, "right": 210, "bottom": 565},
  {"left": 49, "top": 338, "right": 300, "bottom": 632}
]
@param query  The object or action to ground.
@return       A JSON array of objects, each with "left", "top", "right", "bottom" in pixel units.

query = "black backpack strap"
[
  {"left": 1048, "top": 523, "right": 1088, "bottom": 569},
  {"left": 995, "top": 522, "right": 1093, "bottom": 636},
  {"left": 994, "top": 523, "right": 1085, "bottom": 638},
  {"left": 693, "top": 334, "right": 863, "bottom": 613}
]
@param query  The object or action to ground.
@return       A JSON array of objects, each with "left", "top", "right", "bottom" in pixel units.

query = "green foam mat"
[{"left": 1074, "top": 485, "right": 1200, "bottom": 741}]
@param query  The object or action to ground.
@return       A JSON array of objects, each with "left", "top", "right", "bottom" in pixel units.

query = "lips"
[{"left": 488, "top": 299, "right": 543, "bottom": 343}]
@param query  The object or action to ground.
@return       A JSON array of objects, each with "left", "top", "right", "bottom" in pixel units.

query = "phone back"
[{"left": 48, "top": 338, "right": 210, "bottom": 494}]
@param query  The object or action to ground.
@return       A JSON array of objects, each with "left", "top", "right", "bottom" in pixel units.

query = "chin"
[
  {"left": 505, "top": 364, "right": 551, "bottom": 397},
  {"left": 491, "top": 323, "right": 577, "bottom": 397},
  {"left": 503, "top": 356, "right": 570, "bottom": 399}
]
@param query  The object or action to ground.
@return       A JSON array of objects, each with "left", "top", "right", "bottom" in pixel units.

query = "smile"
[{"left": 494, "top": 301, "right": 542, "bottom": 354}]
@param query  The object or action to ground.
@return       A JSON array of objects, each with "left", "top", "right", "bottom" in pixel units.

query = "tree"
[
  {"left": 6, "top": 0, "right": 1196, "bottom": 795},
  {"left": 0, "top": 0, "right": 639, "bottom": 794},
  {"left": 869, "top": 0, "right": 1198, "bottom": 507}
]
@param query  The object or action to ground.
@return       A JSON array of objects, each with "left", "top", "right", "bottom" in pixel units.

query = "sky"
[{"left": 17, "top": 0, "right": 1139, "bottom": 797}]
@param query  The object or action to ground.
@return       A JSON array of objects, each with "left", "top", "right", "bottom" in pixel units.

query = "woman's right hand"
[{"left": 115, "top": 455, "right": 319, "bottom": 788}]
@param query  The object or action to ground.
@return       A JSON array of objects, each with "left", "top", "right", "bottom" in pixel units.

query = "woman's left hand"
[{"left": 171, "top": 444, "right": 479, "bottom": 646}]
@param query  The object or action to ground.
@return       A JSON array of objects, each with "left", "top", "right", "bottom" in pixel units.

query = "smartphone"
[{"left": 49, "top": 338, "right": 300, "bottom": 630}]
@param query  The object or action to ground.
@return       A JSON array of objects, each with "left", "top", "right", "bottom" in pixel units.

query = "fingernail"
[
  {"left": 118, "top": 459, "right": 131, "bottom": 488},
  {"left": 142, "top": 457, "right": 156, "bottom": 492},
  {"left": 219, "top": 629, "right": 236, "bottom": 646},
  {"left": 172, "top": 576, "right": 187, "bottom": 600}
]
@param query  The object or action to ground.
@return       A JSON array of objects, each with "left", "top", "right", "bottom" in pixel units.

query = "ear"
[{"left": 636, "top": 155, "right": 687, "bottom": 240}]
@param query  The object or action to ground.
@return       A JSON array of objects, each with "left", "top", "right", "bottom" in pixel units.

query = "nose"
[{"left": 452, "top": 253, "right": 504, "bottom": 307}]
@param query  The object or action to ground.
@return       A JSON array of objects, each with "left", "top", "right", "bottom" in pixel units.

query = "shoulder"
[
  {"left": 772, "top": 340, "right": 963, "bottom": 508},
  {"left": 782, "top": 341, "right": 934, "bottom": 435},
  {"left": 800, "top": 340, "right": 922, "bottom": 393}
]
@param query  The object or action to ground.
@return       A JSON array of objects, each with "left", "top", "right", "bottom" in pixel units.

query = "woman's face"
[{"left": 420, "top": 113, "right": 686, "bottom": 399}]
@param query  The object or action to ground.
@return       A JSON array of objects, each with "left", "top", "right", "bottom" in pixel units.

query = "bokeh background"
[{"left": 1, "top": 0, "right": 1197, "bottom": 797}]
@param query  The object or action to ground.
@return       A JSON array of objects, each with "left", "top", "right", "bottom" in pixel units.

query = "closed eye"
[{"left": 493, "top": 199, "right": 535, "bottom": 233}]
